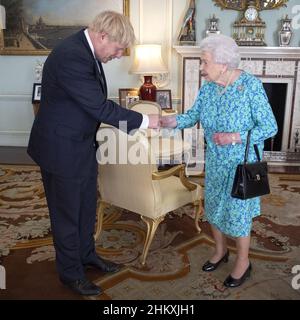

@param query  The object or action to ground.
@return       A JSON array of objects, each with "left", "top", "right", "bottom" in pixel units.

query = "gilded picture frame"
[
  {"left": 0, "top": 0, "right": 130, "bottom": 56},
  {"left": 213, "top": 0, "right": 288, "bottom": 11}
]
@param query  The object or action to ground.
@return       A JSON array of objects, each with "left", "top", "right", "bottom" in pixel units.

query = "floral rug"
[{"left": 0, "top": 164, "right": 300, "bottom": 300}]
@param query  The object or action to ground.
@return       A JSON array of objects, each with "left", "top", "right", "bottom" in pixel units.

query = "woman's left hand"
[{"left": 213, "top": 132, "right": 241, "bottom": 146}]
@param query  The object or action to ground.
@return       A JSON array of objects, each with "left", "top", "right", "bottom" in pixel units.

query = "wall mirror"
[{"left": 213, "top": 0, "right": 288, "bottom": 11}]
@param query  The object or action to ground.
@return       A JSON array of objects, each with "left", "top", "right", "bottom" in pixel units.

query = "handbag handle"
[{"left": 244, "top": 131, "right": 261, "bottom": 164}]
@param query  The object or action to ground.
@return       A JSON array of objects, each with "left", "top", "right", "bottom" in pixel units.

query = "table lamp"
[
  {"left": 0, "top": 4, "right": 6, "bottom": 49},
  {"left": 130, "top": 44, "right": 168, "bottom": 101}
]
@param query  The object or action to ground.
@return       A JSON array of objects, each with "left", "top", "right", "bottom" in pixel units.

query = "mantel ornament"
[
  {"left": 213, "top": 0, "right": 289, "bottom": 46},
  {"left": 206, "top": 15, "right": 221, "bottom": 36},
  {"left": 278, "top": 15, "right": 293, "bottom": 46}
]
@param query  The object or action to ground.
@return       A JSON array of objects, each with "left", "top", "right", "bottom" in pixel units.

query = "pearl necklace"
[{"left": 217, "top": 70, "right": 235, "bottom": 96}]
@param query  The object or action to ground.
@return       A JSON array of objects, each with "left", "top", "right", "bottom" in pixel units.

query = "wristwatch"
[{"left": 231, "top": 134, "right": 236, "bottom": 146}]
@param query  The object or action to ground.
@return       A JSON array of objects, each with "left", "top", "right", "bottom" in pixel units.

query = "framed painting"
[
  {"left": 0, "top": 0, "right": 130, "bottom": 56},
  {"left": 119, "top": 88, "right": 139, "bottom": 108},
  {"left": 32, "top": 82, "right": 41, "bottom": 103},
  {"left": 156, "top": 89, "right": 172, "bottom": 110}
]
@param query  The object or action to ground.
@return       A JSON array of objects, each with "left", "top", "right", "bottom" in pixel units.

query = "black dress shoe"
[
  {"left": 202, "top": 250, "right": 229, "bottom": 272},
  {"left": 223, "top": 263, "right": 252, "bottom": 288},
  {"left": 85, "top": 256, "right": 120, "bottom": 273},
  {"left": 61, "top": 278, "right": 102, "bottom": 296}
]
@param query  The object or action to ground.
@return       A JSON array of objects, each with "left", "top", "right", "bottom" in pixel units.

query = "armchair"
[
  {"left": 129, "top": 100, "right": 161, "bottom": 115},
  {"left": 95, "top": 126, "right": 203, "bottom": 265},
  {"left": 129, "top": 100, "right": 161, "bottom": 138}
]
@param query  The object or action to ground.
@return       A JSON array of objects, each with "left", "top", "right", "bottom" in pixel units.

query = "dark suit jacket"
[{"left": 28, "top": 29, "right": 143, "bottom": 178}]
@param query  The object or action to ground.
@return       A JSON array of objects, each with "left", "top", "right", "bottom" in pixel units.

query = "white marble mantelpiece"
[
  {"left": 173, "top": 45, "right": 300, "bottom": 152},
  {"left": 174, "top": 46, "right": 300, "bottom": 59}
]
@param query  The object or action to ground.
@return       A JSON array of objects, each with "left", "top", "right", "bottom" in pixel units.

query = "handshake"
[{"left": 148, "top": 114, "right": 177, "bottom": 129}]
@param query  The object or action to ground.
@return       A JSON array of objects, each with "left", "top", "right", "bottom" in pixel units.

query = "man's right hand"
[
  {"left": 160, "top": 115, "right": 177, "bottom": 128},
  {"left": 148, "top": 114, "right": 161, "bottom": 129}
]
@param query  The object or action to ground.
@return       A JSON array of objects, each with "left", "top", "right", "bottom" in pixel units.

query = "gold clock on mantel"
[{"left": 213, "top": 0, "right": 289, "bottom": 46}]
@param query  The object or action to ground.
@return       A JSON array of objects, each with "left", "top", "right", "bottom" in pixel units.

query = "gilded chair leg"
[
  {"left": 94, "top": 200, "right": 106, "bottom": 241},
  {"left": 140, "top": 215, "right": 165, "bottom": 265},
  {"left": 194, "top": 200, "right": 203, "bottom": 233}
]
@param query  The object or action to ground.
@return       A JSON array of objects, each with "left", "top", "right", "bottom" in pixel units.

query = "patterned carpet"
[{"left": 0, "top": 164, "right": 300, "bottom": 300}]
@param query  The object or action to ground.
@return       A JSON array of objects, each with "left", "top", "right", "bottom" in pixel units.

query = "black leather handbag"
[{"left": 231, "top": 131, "right": 270, "bottom": 200}]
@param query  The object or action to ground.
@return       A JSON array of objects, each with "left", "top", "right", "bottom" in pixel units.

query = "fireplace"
[
  {"left": 174, "top": 46, "right": 300, "bottom": 164},
  {"left": 263, "top": 82, "right": 288, "bottom": 151}
]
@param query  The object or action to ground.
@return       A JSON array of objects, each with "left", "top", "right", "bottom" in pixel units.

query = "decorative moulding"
[{"left": 173, "top": 46, "right": 300, "bottom": 59}]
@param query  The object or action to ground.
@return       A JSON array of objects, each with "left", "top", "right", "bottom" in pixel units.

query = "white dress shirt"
[{"left": 84, "top": 29, "right": 149, "bottom": 129}]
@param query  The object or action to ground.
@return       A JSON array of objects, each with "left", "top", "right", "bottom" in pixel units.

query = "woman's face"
[{"left": 200, "top": 51, "right": 226, "bottom": 83}]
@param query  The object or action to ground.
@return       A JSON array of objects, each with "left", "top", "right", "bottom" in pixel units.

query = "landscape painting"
[{"left": 0, "top": 0, "right": 129, "bottom": 55}]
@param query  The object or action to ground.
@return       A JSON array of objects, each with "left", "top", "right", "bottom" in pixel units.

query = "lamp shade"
[
  {"left": 130, "top": 44, "right": 168, "bottom": 75},
  {"left": 0, "top": 5, "right": 6, "bottom": 29}
]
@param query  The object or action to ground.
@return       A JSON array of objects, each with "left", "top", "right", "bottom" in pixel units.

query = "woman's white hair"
[{"left": 199, "top": 34, "right": 240, "bottom": 69}]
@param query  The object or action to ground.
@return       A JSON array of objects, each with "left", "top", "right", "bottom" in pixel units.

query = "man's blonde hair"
[{"left": 89, "top": 11, "right": 136, "bottom": 48}]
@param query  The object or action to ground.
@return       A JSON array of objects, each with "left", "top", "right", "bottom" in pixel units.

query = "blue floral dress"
[{"left": 176, "top": 71, "right": 278, "bottom": 237}]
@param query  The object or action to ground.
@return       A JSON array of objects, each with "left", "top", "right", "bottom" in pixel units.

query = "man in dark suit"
[{"left": 27, "top": 11, "right": 159, "bottom": 296}]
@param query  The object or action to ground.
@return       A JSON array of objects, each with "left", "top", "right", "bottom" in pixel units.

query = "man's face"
[
  {"left": 200, "top": 51, "right": 225, "bottom": 82},
  {"left": 93, "top": 33, "right": 125, "bottom": 63}
]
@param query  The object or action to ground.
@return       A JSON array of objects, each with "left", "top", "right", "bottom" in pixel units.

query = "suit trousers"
[{"left": 41, "top": 166, "right": 98, "bottom": 282}]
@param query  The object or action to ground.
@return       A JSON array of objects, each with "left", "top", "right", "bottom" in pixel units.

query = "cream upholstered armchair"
[
  {"left": 129, "top": 100, "right": 161, "bottom": 114},
  {"left": 95, "top": 105, "right": 203, "bottom": 265},
  {"left": 129, "top": 100, "right": 161, "bottom": 139}
]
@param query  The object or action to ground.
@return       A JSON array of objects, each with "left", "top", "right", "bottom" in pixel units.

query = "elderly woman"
[{"left": 161, "top": 34, "right": 277, "bottom": 288}]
